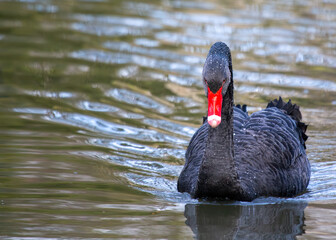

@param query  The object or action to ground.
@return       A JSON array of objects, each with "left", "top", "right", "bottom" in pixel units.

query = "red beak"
[{"left": 207, "top": 86, "right": 222, "bottom": 128}]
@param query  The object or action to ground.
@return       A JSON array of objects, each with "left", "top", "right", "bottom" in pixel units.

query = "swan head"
[{"left": 202, "top": 42, "right": 232, "bottom": 128}]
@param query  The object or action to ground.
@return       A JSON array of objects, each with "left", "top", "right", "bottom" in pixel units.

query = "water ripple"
[
  {"left": 70, "top": 50, "right": 201, "bottom": 74},
  {"left": 235, "top": 70, "right": 336, "bottom": 91},
  {"left": 78, "top": 101, "right": 120, "bottom": 113},
  {"left": 143, "top": 118, "right": 195, "bottom": 137},
  {"left": 134, "top": 38, "right": 160, "bottom": 48},
  {"left": 73, "top": 14, "right": 161, "bottom": 28},
  {"left": 107, "top": 88, "right": 172, "bottom": 114},
  {"left": 25, "top": 90, "right": 74, "bottom": 98},
  {"left": 43, "top": 110, "right": 188, "bottom": 145},
  {"left": 103, "top": 41, "right": 202, "bottom": 64},
  {"left": 71, "top": 23, "right": 144, "bottom": 36},
  {"left": 89, "top": 138, "right": 186, "bottom": 159},
  {"left": 45, "top": 111, "right": 142, "bottom": 135}
]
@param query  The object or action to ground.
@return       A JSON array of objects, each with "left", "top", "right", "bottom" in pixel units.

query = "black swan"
[{"left": 177, "top": 42, "right": 310, "bottom": 201}]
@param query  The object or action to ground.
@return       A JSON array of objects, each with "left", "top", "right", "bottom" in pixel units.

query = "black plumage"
[{"left": 177, "top": 42, "right": 310, "bottom": 201}]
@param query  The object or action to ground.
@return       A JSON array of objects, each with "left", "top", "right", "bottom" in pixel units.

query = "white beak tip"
[{"left": 208, "top": 115, "right": 221, "bottom": 128}]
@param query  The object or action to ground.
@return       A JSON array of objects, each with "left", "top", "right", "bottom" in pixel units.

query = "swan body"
[{"left": 177, "top": 42, "right": 310, "bottom": 201}]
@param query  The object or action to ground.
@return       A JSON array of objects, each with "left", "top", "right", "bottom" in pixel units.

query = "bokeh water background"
[{"left": 1, "top": 0, "right": 336, "bottom": 238}]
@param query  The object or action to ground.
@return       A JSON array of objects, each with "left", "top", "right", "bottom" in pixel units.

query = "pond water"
[{"left": 1, "top": 0, "right": 336, "bottom": 239}]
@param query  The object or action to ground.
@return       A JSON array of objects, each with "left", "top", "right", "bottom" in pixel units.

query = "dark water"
[{"left": 1, "top": 0, "right": 336, "bottom": 239}]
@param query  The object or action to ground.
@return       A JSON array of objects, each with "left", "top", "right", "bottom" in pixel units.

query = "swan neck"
[{"left": 195, "top": 82, "right": 240, "bottom": 198}]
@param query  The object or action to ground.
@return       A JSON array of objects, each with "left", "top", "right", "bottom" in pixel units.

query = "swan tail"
[{"left": 267, "top": 96, "right": 308, "bottom": 148}]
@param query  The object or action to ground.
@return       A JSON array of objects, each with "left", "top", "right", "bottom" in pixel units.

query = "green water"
[{"left": 1, "top": 0, "right": 336, "bottom": 239}]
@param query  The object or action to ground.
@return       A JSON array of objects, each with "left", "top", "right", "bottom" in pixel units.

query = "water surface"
[{"left": 1, "top": 0, "right": 336, "bottom": 239}]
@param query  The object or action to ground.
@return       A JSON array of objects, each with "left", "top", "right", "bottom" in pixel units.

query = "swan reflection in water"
[{"left": 184, "top": 201, "right": 307, "bottom": 239}]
